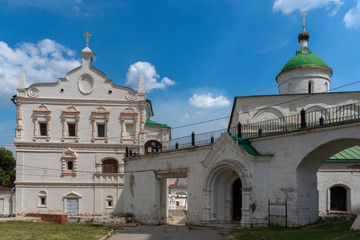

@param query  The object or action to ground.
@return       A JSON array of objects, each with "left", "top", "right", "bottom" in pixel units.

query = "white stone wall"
[
  {"left": 276, "top": 67, "right": 331, "bottom": 95},
  {"left": 16, "top": 186, "right": 123, "bottom": 215},
  {"left": 124, "top": 122, "right": 360, "bottom": 227},
  {"left": 318, "top": 163, "right": 360, "bottom": 217},
  {"left": 0, "top": 189, "right": 15, "bottom": 216},
  {"left": 229, "top": 92, "right": 360, "bottom": 127}
]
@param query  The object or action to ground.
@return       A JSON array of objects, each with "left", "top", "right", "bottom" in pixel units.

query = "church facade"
[{"left": 13, "top": 38, "right": 170, "bottom": 216}]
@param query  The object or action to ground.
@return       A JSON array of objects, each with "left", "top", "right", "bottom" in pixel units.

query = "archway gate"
[{"left": 123, "top": 121, "right": 360, "bottom": 227}]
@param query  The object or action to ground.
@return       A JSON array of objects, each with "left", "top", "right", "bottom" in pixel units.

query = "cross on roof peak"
[
  {"left": 301, "top": 11, "right": 308, "bottom": 32},
  {"left": 83, "top": 31, "right": 92, "bottom": 47}
]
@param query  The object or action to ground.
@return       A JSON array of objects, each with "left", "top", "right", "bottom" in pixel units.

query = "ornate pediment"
[
  {"left": 62, "top": 148, "right": 77, "bottom": 159},
  {"left": 92, "top": 104, "right": 109, "bottom": 115},
  {"left": 33, "top": 103, "right": 51, "bottom": 113},
  {"left": 63, "top": 191, "right": 82, "bottom": 198}
]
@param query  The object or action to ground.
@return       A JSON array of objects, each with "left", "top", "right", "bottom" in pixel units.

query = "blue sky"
[{"left": 1, "top": 0, "right": 360, "bottom": 151}]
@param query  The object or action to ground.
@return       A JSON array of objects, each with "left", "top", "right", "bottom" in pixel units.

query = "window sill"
[
  {"left": 62, "top": 137, "right": 79, "bottom": 142},
  {"left": 92, "top": 137, "right": 109, "bottom": 143},
  {"left": 37, "top": 205, "right": 47, "bottom": 208},
  {"left": 61, "top": 171, "right": 77, "bottom": 176},
  {"left": 33, "top": 136, "right": 50, "bottom": 142},
  {"left": 327, "top": 211, "right": 350, "bottom": 214}
]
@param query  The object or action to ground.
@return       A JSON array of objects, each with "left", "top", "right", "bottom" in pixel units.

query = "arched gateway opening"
[
  {"left": 297, "top": 138, "right": 360, "bottom": 225},
  {"left": 203, "top": 161, "right": 250, "bottom": 224}
]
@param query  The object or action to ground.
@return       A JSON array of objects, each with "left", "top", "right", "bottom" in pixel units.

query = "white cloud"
[
  {"left": 273, "top": 0, "right": 343, "bottom": 15},
  {"left": 344, "top": 0, "right": 360, "bottom": 29},
  {"left": 0, "top": 39, "right": 80, "bottom": 106},
  {"left": 126, "top": 61, "right": 175, "bottom": 92},
  {"left": 189, "top": 93, "right": 231, "bottom": 108}
]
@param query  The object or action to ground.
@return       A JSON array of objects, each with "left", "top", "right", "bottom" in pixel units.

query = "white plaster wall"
[
  {"left": 277, "top": 67, "right": 331, "bottom": 95},
  {"left": 318, "top": 163, "right": 360, "bottom": 216},
  {"left": 251, "top": 122, "right": 360, "bottom": 226},
  {"left": 15, "top": 186, "right": 123, "bottom": 214},
  {"left": 229, "top": 92, "right": 360, "bottom": 127},
  {"left": 124, "top": 146, "right": 212, "bottom": 224},
  {"left": 124, "top": 133, "right": 256, "bottom": 225},
  {"left": 0, "top": 190, "right": 14, "bottom": 216}
]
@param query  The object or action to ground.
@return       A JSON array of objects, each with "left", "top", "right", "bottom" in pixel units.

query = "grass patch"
[
  {"left": 182, "top": 210, "right": 188, "bottom": 216},
  {"left": 229, "top": 220, "right": 360, "bottom": 240},
  {"left": 0, "top": 221, "right": 108, "bottom": 240}
]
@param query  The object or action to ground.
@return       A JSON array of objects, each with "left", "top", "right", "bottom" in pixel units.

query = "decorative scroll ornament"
[
  {"left": 126, "top": 92, "right": 137, "bottom": 101},
  {"left": 28, "top": 87, "right": 39, "bottom": 98}
]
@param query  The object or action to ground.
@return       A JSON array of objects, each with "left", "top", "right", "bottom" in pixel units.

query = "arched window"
[
  {"left": 106, "top": 195, "right": 114, "bottom": 208},
  {"left": 102, "top": 159, "right": 118, "bottom": 173},
  {"left": 330, "top": 186, "right": 347, "bottom": 211},
  {"left": 38, "top": 190, "right": 47, "bottom": 208},
  {"left": 308, "top": 81, "right": 312, "bottom": 94},
  {"left": 325, "top": 82, "right": 329, "bottom": 92},
  {"left": 145, "top": 140, "right": 162, "bottom": 154}
]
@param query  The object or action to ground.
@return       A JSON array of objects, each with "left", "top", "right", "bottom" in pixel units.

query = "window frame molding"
[
  {"left": 33, "top": 103, "right": 51, "bottom": 142},
  {"left": 327, "top": 184, "right": 351, "bottom": 213},
  {"left": 61, "top": 148, "right": 77, "bottom": 176},
  {"left": 61, "top": 105, "right": 80, "bottom": 142},
  {"left": 91, "top": 105, "right": 110, "bottom": 143},
  {"left": 101, "top": 158, "right": 119, "bottom": 174},
  {"left": 120, "top": 106, "right": 138, "bottom": 143},
  {"left": 106, "top": 195, "right": 114, "bottom": 209},
  {"left": 38, "top": 190, "right": 48, "bottom": 208}
]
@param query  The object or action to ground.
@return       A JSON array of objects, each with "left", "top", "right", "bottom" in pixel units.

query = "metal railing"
[{"left": 162, "top": 101, "right": 360, "bottom": 152}]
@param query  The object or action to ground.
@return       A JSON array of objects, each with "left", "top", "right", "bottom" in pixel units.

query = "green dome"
[{"left": 281, "top": 53, "right": 329, "bottom": 72}]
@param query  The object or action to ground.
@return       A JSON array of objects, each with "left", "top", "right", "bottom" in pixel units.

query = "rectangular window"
[
  {"left": 67, "top": 161, "right": 73, "bottom": 170},
  {"left": 97, "top": 124, "right": 105, "bottom": 138},
  {"left": 68, "top": 123, "right": 76, "bottom": 137},
  {"left": 40, "top": 123, "right": 47, "bottom": 136}
]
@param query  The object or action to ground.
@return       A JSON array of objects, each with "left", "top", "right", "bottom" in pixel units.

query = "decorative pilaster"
[
  {"left": 15, "top": 102, "right": 23, "bottom": 140},
  {"left": 202, "top": 188, "right": 211, "bottom": 222},
  {"left": 241, "top": 188, "right": 252, "bottom": 227}
]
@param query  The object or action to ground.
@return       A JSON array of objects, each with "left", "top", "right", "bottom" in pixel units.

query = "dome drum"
[{"left": 277, "top": 67, "right": 331, "bottom": 95}]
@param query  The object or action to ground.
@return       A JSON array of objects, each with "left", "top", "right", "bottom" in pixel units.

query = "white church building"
[{"left": 13, "top": 36, "right": 170, "bottom": 216}]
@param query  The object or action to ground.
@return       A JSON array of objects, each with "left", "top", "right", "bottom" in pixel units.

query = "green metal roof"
[
  {"left": 227, "top": 132, "right": 260, "bottom": 156},
  {"left": 281, "top": 53, "right": 329, "bottom": 73},
  {"left": 327, "top": 146, "right": 360, "bottom": 163},
  {"left": 145, "top": 119, "right": 170, "bottom": 128}
]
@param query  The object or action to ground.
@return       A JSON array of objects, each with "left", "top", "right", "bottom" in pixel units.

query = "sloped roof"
[
  {"left": 145, "top": 119, "right": 170, "bottom": 128},
  {"left": 327, "top": 146, "right": 360, "bottom": 163},
  {"left": 227, "top": 132, "right": 260, "bottom": 156}
]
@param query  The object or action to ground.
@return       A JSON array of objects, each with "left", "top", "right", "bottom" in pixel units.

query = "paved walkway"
[
  {"left": 109, "top": 225, "right": 233, "bottom": 240},
  {"left": 168, "top": 209, "right": 187, "bottom": 225}
]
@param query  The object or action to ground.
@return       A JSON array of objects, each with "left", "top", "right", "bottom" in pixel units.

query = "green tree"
[{"left": 0, "top": 147, "right": 16, "bottom": 185}]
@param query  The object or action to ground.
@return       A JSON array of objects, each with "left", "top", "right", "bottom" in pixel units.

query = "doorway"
[
  {"left": 67, "top": 198, "right": 79, "bottom": 216},
  {"left": 232, "top": 178, "right": 242, "bottom": 221}
]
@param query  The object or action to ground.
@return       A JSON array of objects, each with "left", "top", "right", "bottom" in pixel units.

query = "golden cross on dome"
[
  {"left": 301, "top": 11, "right": 308, "bottom": 32},
  {"left": 83, "top": 31, "right": 92, "bottom": 47}
]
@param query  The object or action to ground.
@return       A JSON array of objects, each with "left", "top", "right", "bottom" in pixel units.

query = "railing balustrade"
[{"left": 160, "top": 101, "right": 360, "bottom": 152}]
